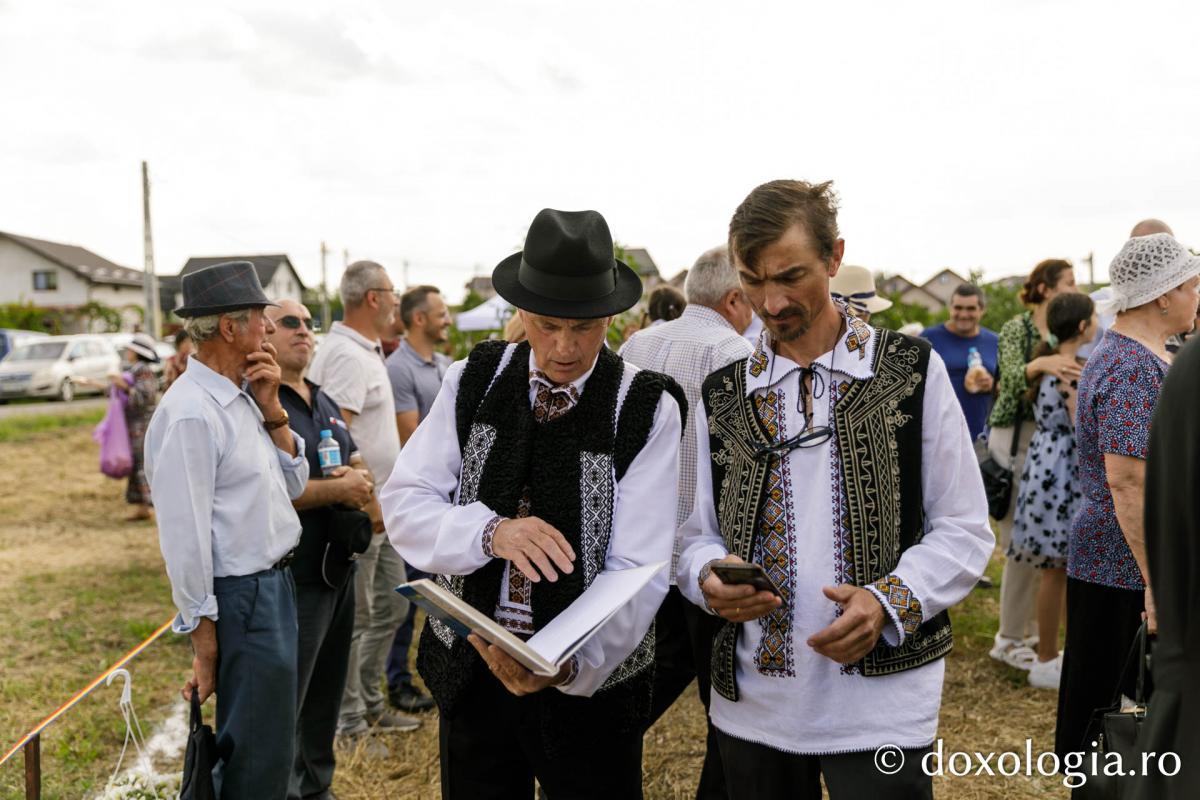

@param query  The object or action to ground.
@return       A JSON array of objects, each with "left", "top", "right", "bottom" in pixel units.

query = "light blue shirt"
[{"left": 145, "top": 355, "right": 308, "bottom": 633}]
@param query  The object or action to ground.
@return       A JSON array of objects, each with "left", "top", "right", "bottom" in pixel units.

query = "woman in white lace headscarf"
[{"left": 1056, "top": 233, "right": 1200, "bottom": 761}]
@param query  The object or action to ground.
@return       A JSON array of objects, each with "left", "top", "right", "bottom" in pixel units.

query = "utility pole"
[
  {"left": 403, "top": 259, "right": 410, "bottom": 289},
  {"left": 141, "top": 161, "right": 160, "bottom": 338},
  {"left": 320, "top": 241, "right": 330, "bottom": 332},
  {"left": 1085, "top": 251, "right": 1095, "bottom": 287}
]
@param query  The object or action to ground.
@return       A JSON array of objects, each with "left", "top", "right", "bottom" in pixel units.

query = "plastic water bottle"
[
  {"left": 318, "top": 430, "right": 342, "bottom": 477},
  {"left": 967, "top": 347, "right": 983, "bottom": 371}
]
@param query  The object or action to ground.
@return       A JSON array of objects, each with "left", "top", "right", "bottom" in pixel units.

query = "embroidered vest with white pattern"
[
  {"left": 417, "top": 339, "right": 685, "bottom": 736},
  {"left": 701, "top": 327, "right": 952, "bottom": 703}
]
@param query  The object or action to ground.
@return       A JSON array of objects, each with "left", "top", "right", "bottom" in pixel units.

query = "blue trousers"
[{"left": 213, "top": 567, "right": 299, "bottom": 800}]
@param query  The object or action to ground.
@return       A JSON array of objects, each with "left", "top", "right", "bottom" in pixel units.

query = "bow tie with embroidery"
[{"left": 529, "top": 370, "right": 580, "bottom": 423}]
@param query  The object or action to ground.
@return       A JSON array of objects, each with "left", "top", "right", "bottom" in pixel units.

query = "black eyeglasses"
[
  {"left": 276, "top": 315, "right": 315, "bottom": 330},
  {"left": 750, "top": 425, "right": 832, "bottom": 459}
]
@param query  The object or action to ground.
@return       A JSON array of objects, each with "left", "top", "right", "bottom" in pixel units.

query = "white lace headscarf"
[{"left": 1099, "top": 233, "right": 1200, "bottom": 315}]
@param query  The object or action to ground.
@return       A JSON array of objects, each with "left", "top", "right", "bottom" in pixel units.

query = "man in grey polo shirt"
[
  {"left": 383, "top": 284, "right": 452, "bottom": 712},
  {"left": 308, "top": 260, "right": 419, "bottom": 749}
]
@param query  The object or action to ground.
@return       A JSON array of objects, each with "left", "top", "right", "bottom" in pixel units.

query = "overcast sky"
[{"left": 2, "top": 0, "right": 1198, "bottom": 302}]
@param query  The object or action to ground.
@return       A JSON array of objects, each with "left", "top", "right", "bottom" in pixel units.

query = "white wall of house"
[
  {"left": 264, "top": 267, "right": 301, "bottom": 301},
  {"left": 0, "top": 238, "right": 91, "bottom": 305},
  {"left": 88, "top": 284, "right": 145, "bottom": 330}
]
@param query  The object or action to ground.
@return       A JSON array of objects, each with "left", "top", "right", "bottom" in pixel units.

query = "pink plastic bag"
[{"left": 94, "top": 385, "right": 132, "bottom": 479}]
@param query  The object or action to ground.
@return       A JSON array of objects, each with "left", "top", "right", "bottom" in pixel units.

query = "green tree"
[
  {"left": 869, "top": 293, "right": 948, "bottom": 331},
  {"left": 979, "top": 275, "right": 1025, "bottom": 333}
]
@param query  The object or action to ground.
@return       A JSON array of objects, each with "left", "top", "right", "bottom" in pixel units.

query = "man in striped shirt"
[{"left": 619, "top": 244, "right": 754, "bottom": 800}]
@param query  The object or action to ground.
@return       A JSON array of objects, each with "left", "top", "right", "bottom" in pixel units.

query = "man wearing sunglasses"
[
  {"left": 677, "top": 180, "right": 994, "bottom": 799},
  {"left": 308, "top": 261, "right": 418, "bottom": 750}
]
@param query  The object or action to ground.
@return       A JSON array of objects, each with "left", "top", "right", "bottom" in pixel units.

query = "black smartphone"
[{"left": 710, "top": 563, "right": 782, "bottom": 597}]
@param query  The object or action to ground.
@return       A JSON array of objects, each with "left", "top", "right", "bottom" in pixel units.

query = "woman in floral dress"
[{"left": 1009, "top": 293, "right": 1095, "bottom": 690}]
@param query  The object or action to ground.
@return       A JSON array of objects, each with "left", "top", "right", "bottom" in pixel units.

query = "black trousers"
[
  {"left": 439, "top": 672, "right": 643, "bottom": 800},
  {"left": 1055, "top": 577, "right": 1149, "bottom": 760},
  {"left": 290, "top": 571, "right": 356, "bottom": 800},
  {"left": 716, "top": 730, "right": 933, "bottom": 800},
  {"left": 646, "top": 586, "right": 727, "bottom": 800}
]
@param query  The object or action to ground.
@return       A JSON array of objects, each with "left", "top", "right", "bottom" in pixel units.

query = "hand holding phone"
[
  {"left": 699, "top": 555, "right": 784, "bottom": 623},
  {"left": 710, "top": 562, "right": 782, "bottom": 598}
]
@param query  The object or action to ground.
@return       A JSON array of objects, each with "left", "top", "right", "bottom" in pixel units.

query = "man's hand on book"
[
  {"left": 469, "top": 634, "right": 572, "bottom": 696},
  {"left": 492, "top": 517, "right": 576, "bottom": 582}
]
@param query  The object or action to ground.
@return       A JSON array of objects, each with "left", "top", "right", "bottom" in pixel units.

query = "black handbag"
[
  {"left": 322, "top": 505, "right": 373, "bottom": 590},
  {"left": 180, "top": 691, "right": 217, "bottom": 800},
  {"left": 979, "top": 321, "right": 1033, "bottom": 520},
  {"left": 1075, "top": 621, "right": 1152, "bottom": 800}
]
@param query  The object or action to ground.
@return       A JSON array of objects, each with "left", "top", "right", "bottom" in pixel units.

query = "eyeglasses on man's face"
[
  {"left": 367, "top": 287, "right": 400, "bottom": 300},
  {"left": 275, "top": 315, "right": 315, "bottom": 331}
]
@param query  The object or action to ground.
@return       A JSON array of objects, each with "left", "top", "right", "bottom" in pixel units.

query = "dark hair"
[
  {"left": 399, "top": 285, "right": 441, "bottom": 327},
  {"left": 647, "top": 285, "right": 686, "bottom": 322},
  {"left": 1025, "top": 293, "right": 1094, "bottom": 403},
  {"left": 728, "top": 179, "right": 840, "bottom": 270},
  {"left": 1021, "top": 259, "right": 1073, "bottom": 305},
  {"left": 173, "top": 329, "right": 191, "bottom": 347},
  {"left": 951, "top": 283, "right": 986, "bottom": 306}
]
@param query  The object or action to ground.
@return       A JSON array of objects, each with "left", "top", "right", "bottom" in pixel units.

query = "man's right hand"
[
  {"left": 700, "top": 555, "right": 782, "bottom": 623},
  {"left": 337, "top": 466, "right": 373, "bottom": 508},
  {"left": 183, "top": 618, "right": 218, "bottom": 703},
  {"left": 491, "top": 517, "right": 576, "bottom": 582}
]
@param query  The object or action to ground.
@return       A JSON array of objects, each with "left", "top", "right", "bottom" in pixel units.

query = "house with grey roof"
[{"left": 0, "top": 230, "right": 150, "bottom": 331}]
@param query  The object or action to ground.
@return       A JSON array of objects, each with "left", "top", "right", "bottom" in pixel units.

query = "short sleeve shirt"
[
  {"left": 385, "top": 339, "right": 452, "bottom": 423},
  {"left": 307, "top": 322, "right": 401, "bottom": 482},
  {"left": 921, "top": 324, "right": 999, "bottom": 442},
  {"left": 279, "top": 380, "right": 357, "bottom": 583},
  {"left": 1068, "top": 330, "right": 1165, "bottom": 589}
]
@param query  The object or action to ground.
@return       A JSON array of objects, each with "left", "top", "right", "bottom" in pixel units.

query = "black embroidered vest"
[
  {"left": 418, "top": 340, "right": 686, "bottom": 738},
  {"left": 701, "top": 328, "right": 952, "bottom": 702}
]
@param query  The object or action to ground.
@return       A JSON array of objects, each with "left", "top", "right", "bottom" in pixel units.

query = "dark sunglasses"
[{"left": 276, "top": 315, "right": 314, "bottom": 331}]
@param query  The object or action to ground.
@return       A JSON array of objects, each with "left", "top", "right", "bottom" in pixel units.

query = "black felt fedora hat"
[
  {"left": 174, "top": 261, "right": 279, "bottom": 318},
  {"left": 491, "top": 209, "right": 642, "bottom": 319}
]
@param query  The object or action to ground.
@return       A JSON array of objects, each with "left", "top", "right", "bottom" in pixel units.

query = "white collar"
[
  {"left": 329, "top": 321, "right": 382, "bottom": 354},
  {"left": 744, "top": 313, "right": 877, "bottom": 396}
]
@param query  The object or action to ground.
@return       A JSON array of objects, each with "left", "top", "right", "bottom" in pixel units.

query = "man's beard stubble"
[{"left": 761, "top": 304, "right": 811, "bottom": 343}]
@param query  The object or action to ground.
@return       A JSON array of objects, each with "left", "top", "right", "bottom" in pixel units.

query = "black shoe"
[
  {"left": 975, "top": 575, "right": 995, "bottom": 590},
  {"left": 389, "top": 682, "right": 436, "bottom": 712}
]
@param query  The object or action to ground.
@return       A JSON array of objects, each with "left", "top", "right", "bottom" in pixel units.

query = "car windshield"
[{"left": 8, "top": 342, "right": 66, "bottom": 361}]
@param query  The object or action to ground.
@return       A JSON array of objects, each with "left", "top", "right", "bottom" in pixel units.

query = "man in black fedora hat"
[
  {"left": 381, "top": 209, "right": 686, "bottom": 799},
  {"left": 145, "top": 260, "right": 310, "bottom": 798}
]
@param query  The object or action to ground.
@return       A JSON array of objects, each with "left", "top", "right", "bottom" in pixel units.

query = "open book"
[{"left": 396, "top": 561, "right": 666, "bottom": 676}]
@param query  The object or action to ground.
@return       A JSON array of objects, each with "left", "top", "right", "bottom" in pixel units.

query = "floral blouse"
[
  {"left": 988, "top": 312, "right": 1041, "bottom": 428},
  {"left": 1067, "top": 331, "right": 1165, "bottom": 590}
]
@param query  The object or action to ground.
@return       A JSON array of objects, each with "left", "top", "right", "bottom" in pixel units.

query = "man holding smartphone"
[{"left": 678, "top": 181, "right": 994, "bottom": 799}]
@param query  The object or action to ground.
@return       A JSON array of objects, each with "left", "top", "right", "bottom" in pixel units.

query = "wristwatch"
[{"left": 263, "top": 409, "right": 290, "bottom": 430}]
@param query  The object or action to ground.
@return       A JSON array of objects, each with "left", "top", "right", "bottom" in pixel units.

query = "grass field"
[{"left": 0, "top": 416, "right": 1071, "bottom": 799}]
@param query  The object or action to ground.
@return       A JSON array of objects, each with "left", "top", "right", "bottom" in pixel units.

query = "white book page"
[{"left": 525, "top": 561, "right": 666, "bottom": 665}]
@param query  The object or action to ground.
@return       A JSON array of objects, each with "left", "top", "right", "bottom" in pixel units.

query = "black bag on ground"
[
  {"left": 180, "top": 691, "right": 216, "bottom": 800},
  {"left": 322, "top": 505, "right": 373, "bottom": 590},
  {"left": 1074, "top": 621, "right": 1152, "bottom": 800}
]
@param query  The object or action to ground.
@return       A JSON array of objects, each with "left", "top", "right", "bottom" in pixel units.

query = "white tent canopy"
[{"left": 455, "top": 293, "right": 514, "bottom": 331}]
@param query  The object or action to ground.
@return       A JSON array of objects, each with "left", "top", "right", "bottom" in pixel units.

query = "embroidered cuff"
[
  {"left": 867, "top": 574, "right": 923, "bottom": 645},
  {"left": 481, "top": 515, "right": 505, "bottom": 559},
  {"left": 559, "top": 655, "right": 580, "bottom": 687}
]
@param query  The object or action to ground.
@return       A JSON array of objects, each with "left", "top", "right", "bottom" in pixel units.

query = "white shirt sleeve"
[
  {"left": 380, "top": 360, "right": 497, "bottom": 575},
  {"left": 149, "top": 417, "right": 222, "bottom": 634},
  {"left": 558, "top": 391, "right": 682, "bottom": 696},
  {"left": 278, "top": 431, "right": 309, "bottom": 500},
  {"left": 879, "top": 350, "right": 994, "bottom": 643},
  {"left": 676, "top": 400, "right": 730, "bottom": 609}
]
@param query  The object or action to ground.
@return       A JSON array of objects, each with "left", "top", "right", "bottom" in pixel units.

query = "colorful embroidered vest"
[
  {"left": 701, "top": 328, "right": 952, "bottom": 702},
  {"left": 418, "top": 340, "right": 686, "bottom": 739}
]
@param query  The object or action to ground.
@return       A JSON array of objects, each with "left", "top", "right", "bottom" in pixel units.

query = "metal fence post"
[{"left": 24, "top": 733, "right": 40, "bottom": 800}]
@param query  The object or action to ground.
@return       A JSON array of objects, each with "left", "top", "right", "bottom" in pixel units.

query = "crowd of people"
[{"left": 136, "top": 182, "right": 1200, "bottom": 799}]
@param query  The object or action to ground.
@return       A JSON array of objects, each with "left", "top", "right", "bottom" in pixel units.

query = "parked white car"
[{"left": 0, "top": 334, "right": 121, "bottom": 402}]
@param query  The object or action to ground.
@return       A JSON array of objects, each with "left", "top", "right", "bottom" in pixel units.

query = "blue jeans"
[{"left": 212, "top": 567, "right": 298, "bottom": 800}]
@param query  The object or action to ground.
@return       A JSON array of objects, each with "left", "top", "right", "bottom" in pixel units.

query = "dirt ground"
[{"left": 0, "top": 420, "right": 1070, "bottom": 799}]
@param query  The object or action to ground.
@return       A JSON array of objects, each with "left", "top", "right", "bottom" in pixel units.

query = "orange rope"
[{"left": 0, "top": 616, "right": 175, "bottom": 768}]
